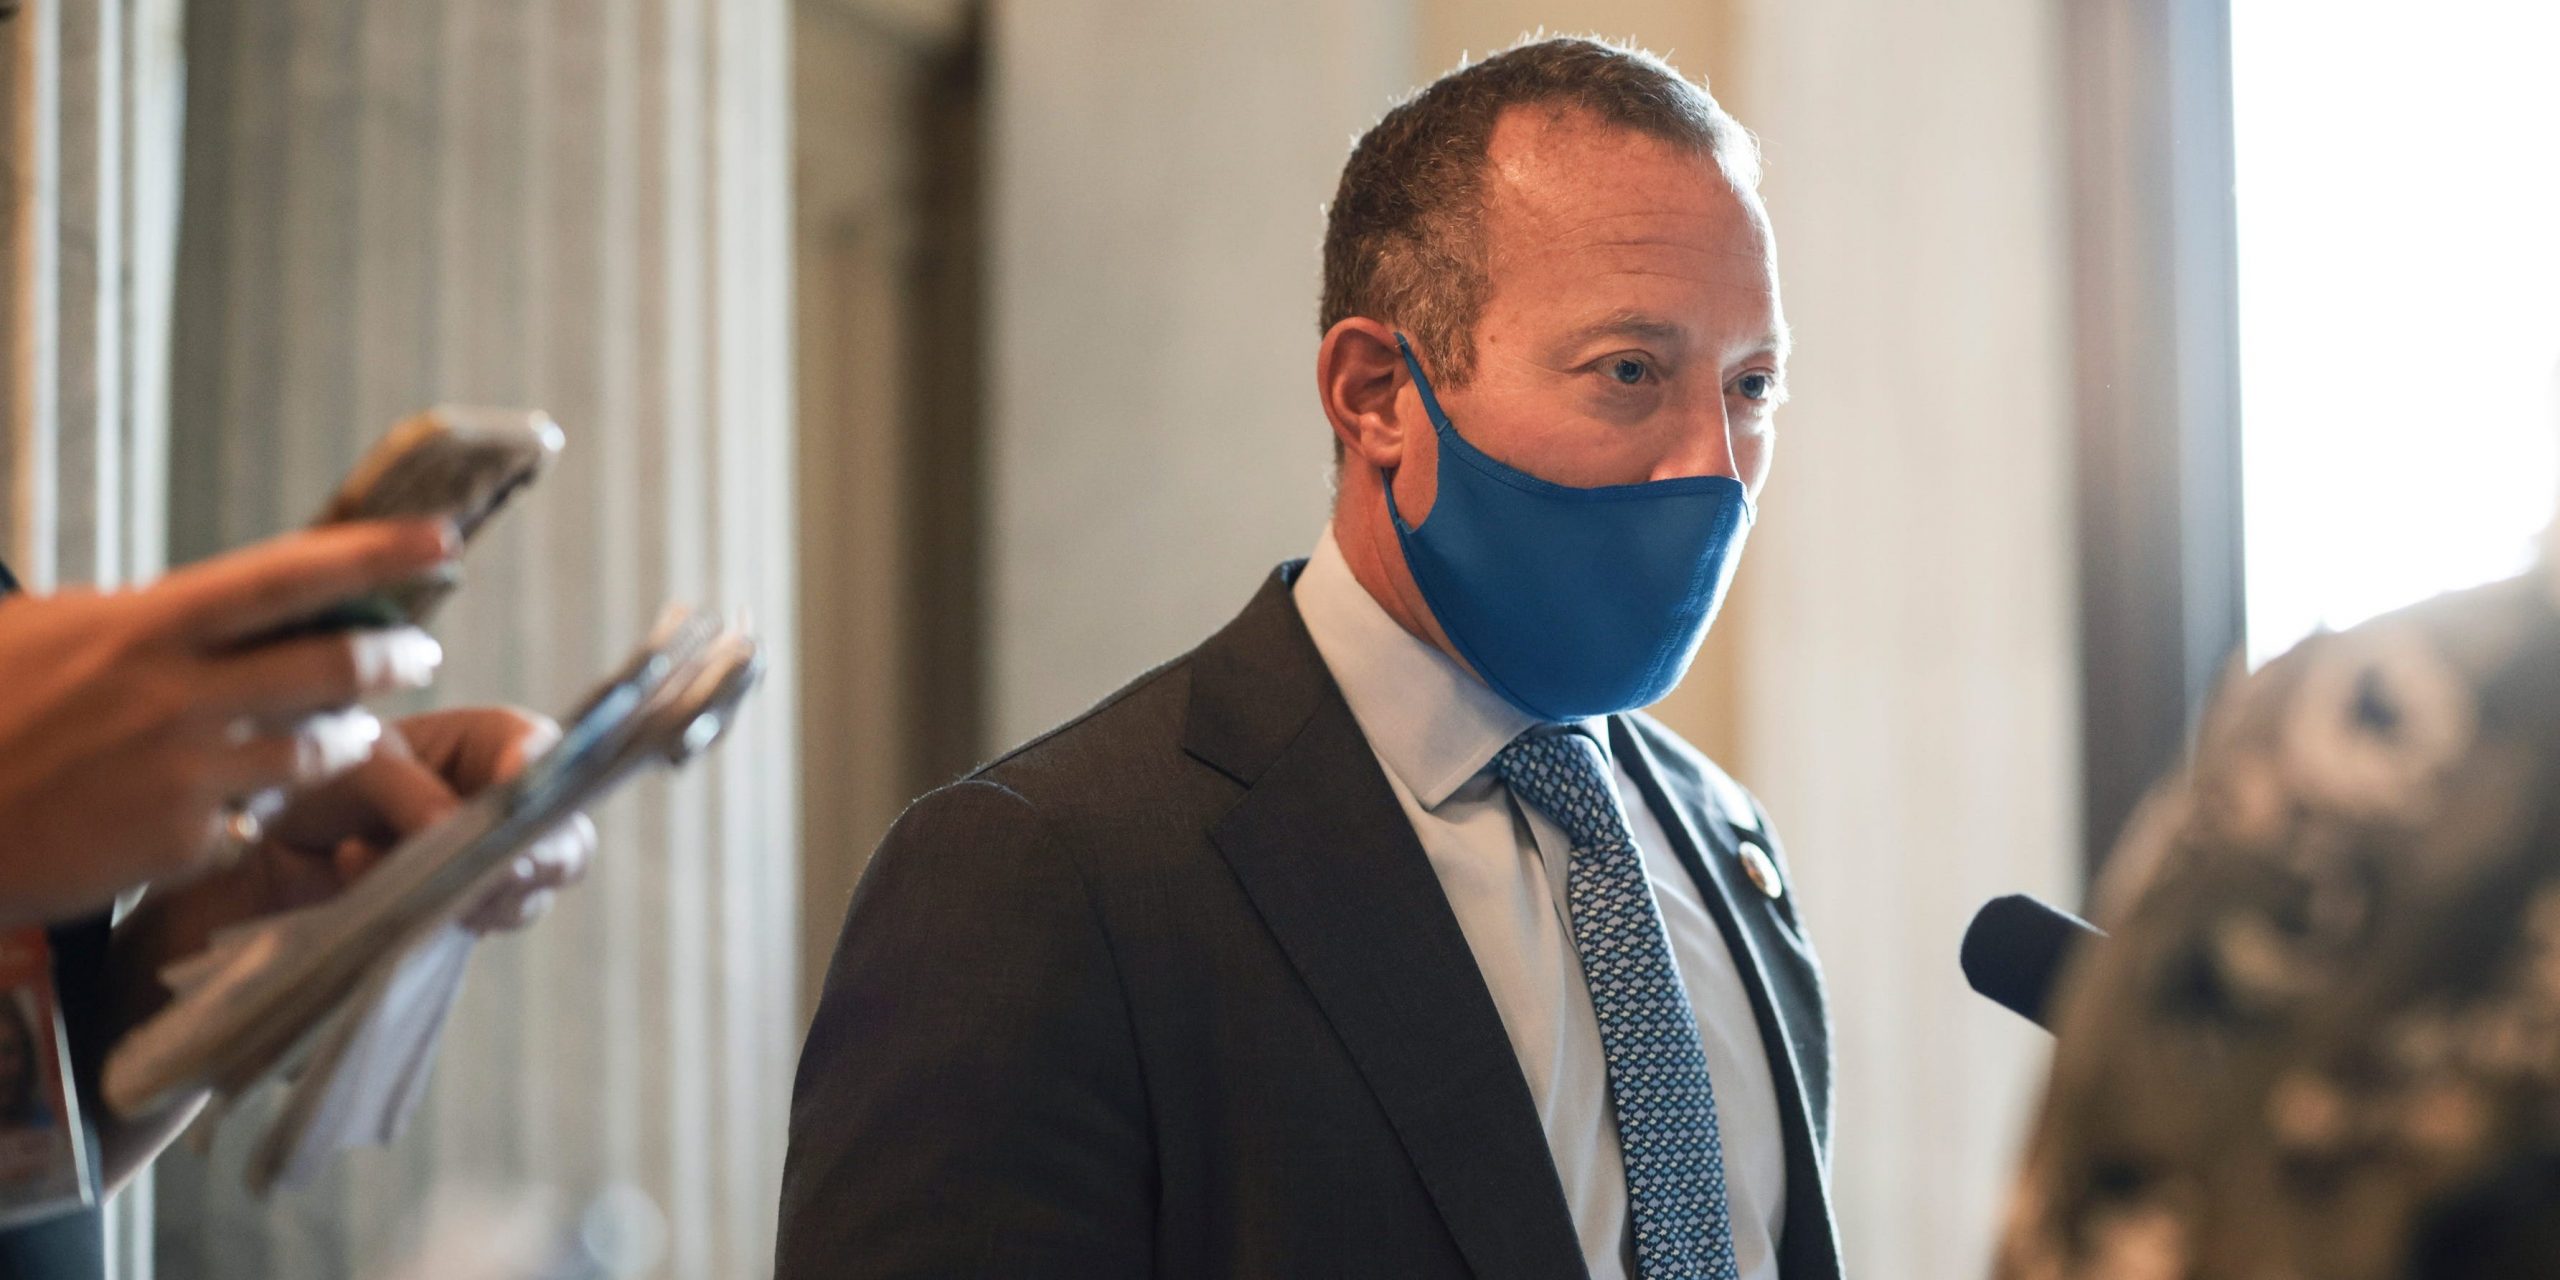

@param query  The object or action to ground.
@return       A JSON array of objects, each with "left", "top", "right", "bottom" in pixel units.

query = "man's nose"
[{"left": 1647, "top": 399, "right": 1740, "bottom": 483}]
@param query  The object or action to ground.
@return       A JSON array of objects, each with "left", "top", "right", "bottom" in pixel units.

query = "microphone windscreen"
[{"left": 1962, "top": 894, "right": 2104, "bottom": 1032}]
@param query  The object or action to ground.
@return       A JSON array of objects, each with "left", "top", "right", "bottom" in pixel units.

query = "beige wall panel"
[
  {"left": 985, "top": 0, "right": 1416, "bottom": 744},
  {"left": 1727, "top": 0, "right": 2081, "bottom": 1275},
  {"left": 791, "top": 1, "right": 924, "bottom": 1031},
  {"left": 1417, "top": 0, "right": 1751, "bottom": 114}
]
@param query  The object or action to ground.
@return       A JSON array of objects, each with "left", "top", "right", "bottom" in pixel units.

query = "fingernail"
[
  {"left": 298, "top": 708, "right": 384, "bottom": 781},
  {"left": 537, "top": 827, "right": 581, "bottom": 862},
  {"left": 430, "top": 518, "right": 462, "bottom": 559},
  {"left": 356, "top": 628, "right": 444, "bottom": 690}
]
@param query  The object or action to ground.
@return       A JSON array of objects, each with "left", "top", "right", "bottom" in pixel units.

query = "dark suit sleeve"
[{"left": 777, "top": 779, "right": 1155, "bottom": 1278}]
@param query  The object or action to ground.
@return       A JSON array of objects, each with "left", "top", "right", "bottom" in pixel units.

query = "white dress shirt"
[{"left": 1292, "top": 528, "right": 1785, "bottom": 1280}]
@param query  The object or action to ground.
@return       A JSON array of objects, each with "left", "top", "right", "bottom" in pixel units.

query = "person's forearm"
[
  {"left": 88, "top": 869, "right": 265, "bottom": 1189},
  {"left": 105, "top": 868, "right": 265, "bottom": 1032}
]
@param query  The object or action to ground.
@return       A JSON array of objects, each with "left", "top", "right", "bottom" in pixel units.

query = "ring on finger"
[{"left": 205, "top": 803, "right": 264, "bottom": 864}]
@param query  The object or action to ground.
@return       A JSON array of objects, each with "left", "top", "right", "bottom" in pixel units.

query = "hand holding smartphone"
[
  {"left": 213, "top": 406, "right": 562, "bottom": 858},
  {"left": 293, "top": 407, "right": 564, "bottom": 633}
]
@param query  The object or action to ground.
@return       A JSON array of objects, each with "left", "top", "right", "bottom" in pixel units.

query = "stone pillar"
[
  {"left": 2, "top": 1, "right": 186, "bottom": 1275},
  {"left": 0, "top": 0, "right": 181, "bottom": 594},
  {"left": 156, "top": 3, "right": 797, "bottom": 1278}
]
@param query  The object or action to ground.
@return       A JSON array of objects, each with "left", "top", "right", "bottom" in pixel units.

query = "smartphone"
[{"left": 299, "top": 407, "right": 564, "bottom": 631}]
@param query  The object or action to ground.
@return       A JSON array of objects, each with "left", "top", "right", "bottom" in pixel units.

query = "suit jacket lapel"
[
  {"left": 1611, "top": 716, "right": 1843, "bottom": 1279},
  {"left": 1188, "top": 567, "right": 1588, "bottom": 1280}
]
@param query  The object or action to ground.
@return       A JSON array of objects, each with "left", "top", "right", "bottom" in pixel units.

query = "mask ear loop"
[
  {"left": 1380, "top": 332, "right": 1447, "bottom": 529},
  {"left": 1385, "top": 331, "right": 1461, "bottom": 506},
  {"left": 1391, "top": 332, "right": 1458, "bottom": 431}
]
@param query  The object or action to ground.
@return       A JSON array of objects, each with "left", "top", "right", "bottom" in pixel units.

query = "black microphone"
[{"left": 1962, "top": 894, "right": 2104, "bottom": 1032}]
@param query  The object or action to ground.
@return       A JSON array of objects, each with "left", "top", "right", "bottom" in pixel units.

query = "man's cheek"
[
  {"left": 1735, "top": 428, "right": 1776, "bottom": 498},
  {"left": 1391, "top": 431, "right": 1442, "bottom": 525}
]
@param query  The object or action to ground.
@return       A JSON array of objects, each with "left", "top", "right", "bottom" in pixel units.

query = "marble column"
[
  {"left": 0, "top": 0, "right": 181, "bottom": 594},
  {"left": 157, "top": 3, "right": 797, "bottom": 1278},
  {"left": 1, "top": 1, "right": 186, "bottom": 1275}
]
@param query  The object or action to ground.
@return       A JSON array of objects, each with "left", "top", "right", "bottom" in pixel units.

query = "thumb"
[
  {"left": 267, "top": 730, "right": 460, "bottom": 851},
  {"left": 340, "top": 749, "right": 462, "bottom": 841}
]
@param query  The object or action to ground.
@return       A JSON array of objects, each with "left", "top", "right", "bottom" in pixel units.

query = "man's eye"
[
  {"left": 1733, "top": 371, "right": 1779, "bottom": 402},
  {"left": 1607, "top": 357, "right": 1649, "bottom": 386}
]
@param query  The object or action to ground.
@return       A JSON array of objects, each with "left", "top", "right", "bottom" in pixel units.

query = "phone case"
[{"left": 306, "top": 407, "right": 565, "bottom": 628}]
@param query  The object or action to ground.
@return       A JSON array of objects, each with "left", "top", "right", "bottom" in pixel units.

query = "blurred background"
[{"left": 2, "top": 0, "right": 2556, "bottom": 1277}]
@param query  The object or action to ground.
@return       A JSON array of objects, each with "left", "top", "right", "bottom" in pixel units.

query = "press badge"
[{"left": 0, "top": 928, "right": 96, "bottom": 1229}]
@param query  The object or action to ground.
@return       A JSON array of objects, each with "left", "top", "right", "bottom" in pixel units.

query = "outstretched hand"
[
  {"left": 0, "top": 520, "right": 454, "bottom": 927},
  {"left": 254, "top": 706, "right": 598, "bottom": 933},
  {"left": 95, "top": 705, "right": 595, "bottom": 1192}
]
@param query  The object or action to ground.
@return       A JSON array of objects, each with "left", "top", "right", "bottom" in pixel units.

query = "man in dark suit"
[{"left": 782, "top": 36, "right": 1838, "bottom": 1279}]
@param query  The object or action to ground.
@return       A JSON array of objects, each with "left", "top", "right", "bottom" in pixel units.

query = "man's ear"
[{"left": 1316, "top": 318, "right": 1412, "bottom": 472}]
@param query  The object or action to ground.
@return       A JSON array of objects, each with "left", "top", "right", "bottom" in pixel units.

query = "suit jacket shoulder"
[
  {"left": 966, "top": 657, "right": 1213, "bottom": 853},
  {"left": 781, "top": 769, "right": 1160, "bottom": 1276}
]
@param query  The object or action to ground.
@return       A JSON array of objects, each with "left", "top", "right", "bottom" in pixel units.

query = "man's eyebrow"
[
  {"left": 1555, "top": 311, "right": 1687, "bottom": 348},
  {"left": 1553, "top": 313, "right": 1794, "bottom": 363}
]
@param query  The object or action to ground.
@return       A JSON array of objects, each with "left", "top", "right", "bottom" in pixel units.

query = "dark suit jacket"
[{"left": 779, "top": 563, "right": 1841, "bottom": 1279}]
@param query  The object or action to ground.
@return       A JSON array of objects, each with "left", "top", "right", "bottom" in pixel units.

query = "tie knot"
[
  {"left": 1493, "top": 728, "right": 1607, "bottom": 781},
  {"left": 1492, "top": 731, "right": 1626, "bottom": 851}
]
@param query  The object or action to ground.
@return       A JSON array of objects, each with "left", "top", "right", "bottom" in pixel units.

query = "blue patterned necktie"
[{"left": 1494, "top": 730, "right": 1740, "bottom": 1280}]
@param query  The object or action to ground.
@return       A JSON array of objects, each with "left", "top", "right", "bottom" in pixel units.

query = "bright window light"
[{"left": 2233, "top": 0, "right": 2560, "bottom": 666}]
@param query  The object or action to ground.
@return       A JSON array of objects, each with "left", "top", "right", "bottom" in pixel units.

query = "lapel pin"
[{"left": 1737, "top": 838, "right": 1784, "bottom": 901}]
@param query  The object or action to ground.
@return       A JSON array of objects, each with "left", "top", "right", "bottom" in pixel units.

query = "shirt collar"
[{"left": 1294, "top": 527, "right": 1606, "bottom": 808}]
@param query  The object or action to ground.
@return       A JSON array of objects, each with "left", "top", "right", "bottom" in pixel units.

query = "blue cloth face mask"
[{"left": 1385, "top": 333, "right": 1755, "bottom": 723}]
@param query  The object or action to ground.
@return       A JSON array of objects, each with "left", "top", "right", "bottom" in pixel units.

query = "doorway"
[{"left": 794, "top": 0, "right": 988, "bottom": 1015}]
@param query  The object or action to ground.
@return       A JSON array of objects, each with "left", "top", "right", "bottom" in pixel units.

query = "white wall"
[
  {"left": 1728, "top": 1, "right": 2081, "bottom": 1275},
  {"left": 987, "top": 0, "right": 1416, "bottom": 743}
]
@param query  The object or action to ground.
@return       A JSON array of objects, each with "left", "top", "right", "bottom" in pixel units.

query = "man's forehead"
[
  {"left": 1484, "top": 105, "right": 1737, "bottom": 200},
  {"left": 1480, "top": 106, "right": 1767, "bottom": 257},
  {"left": 1467, "top": 105, "right": 1782, "bottom": 355}
]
